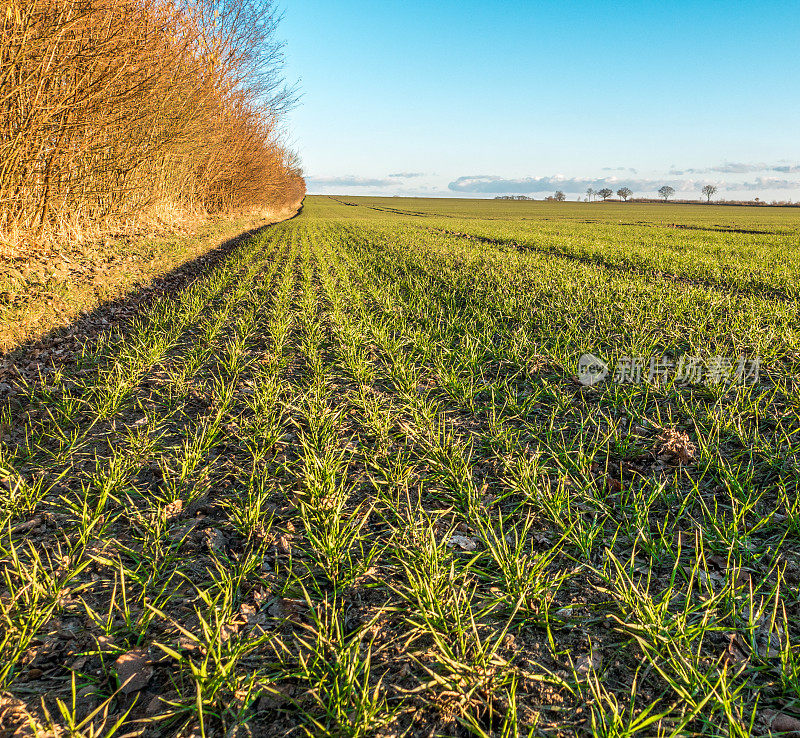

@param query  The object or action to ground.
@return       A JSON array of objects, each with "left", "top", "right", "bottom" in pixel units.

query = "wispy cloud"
[
  {"left": 447, "top": 174, "right": 800, "bottom": 195},
  {"left": 448, "top": 175, "right": 697, "bottom": 194},
  {"left": 306, "top": 175, "right": 392, "bottom": 187},
  {"left": 388, "top": 172, "right": 425, "bottom": 178},
  {"left": 671, "top": 162, "right": 800, "bottom": 175},
  {"left": 602, "top": 167, "right": 638, "bottom": 174},
  {"left": 710, "top": 163, "right": 768, "bottom": 173},
  {"left": 734, "top": 177, "right": 800, "bottom": 191}
]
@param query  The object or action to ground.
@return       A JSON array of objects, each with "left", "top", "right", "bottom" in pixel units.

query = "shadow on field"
[
  {"left": 432, "top": 227, "right": 795, "bottom": 302},
  {"left": 0, "top": 206, "right": 303, "bottom": 399}
]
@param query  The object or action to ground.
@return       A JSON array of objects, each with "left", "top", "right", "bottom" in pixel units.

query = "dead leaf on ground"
[
  {"left": 239, "top": 603, "right": 267, "bottom": 632},
  {"left": 447, "top": 534, "right": 477, "bottom": 551},
  {"left": 575, "top": 651, "right": 602, "bottom": 676},
  {"left": 707, "top": 555, "right": 752, "bottom": 589},
  {"left": 95, "top": 634, "right": 118, "bottom": 652},
  {"left": 722, "top": 632, "right": 750, "bottom": 669},
  {"left": 220, "top": 621, "right": 240, "bottom": 642},
  {"left": 146, "top": 695, "right": 166, "bottom": 716},
  {"left": 163, "top": 499, "right": 183, "bottom": 521},
  {"left": 267, "top": 597, "right": 305, "bottom": 623},
  {"left": 761, "top": 708, "right": 800, "bottom": 736},
  {"left": 115, "top": 649, "right": 152, "bottom": 694},
  {"left": 0, "top": 691, "right": 48, "bottom": 737},
  {"left": 204, "top": 528, "right": 226, "bottom": 553},
  {"left": 654, "top": 428, "right": 696, "bottom": 465},
  {"left": 275, "top": 533, "right": 293, "bottom": 554},
  {"left": 257, "top": 683, "right": 295, "bottom": 710}
]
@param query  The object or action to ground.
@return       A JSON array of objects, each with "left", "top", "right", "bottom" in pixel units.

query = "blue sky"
[{"left": 279, "top": 1, "right": 800, "bottom": 200}]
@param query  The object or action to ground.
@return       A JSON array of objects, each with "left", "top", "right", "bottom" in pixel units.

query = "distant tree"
[
  {"left": 658, "top": 185, "right": 675, "bottom": 201},
  {"left": 586, "top": 187, "right": 595, "bottom": 201},
  {"left": 597, "top": 188, "right": 613, "bottom": 201},
  {"left": 617, "top": 187, "right": 632, "bottom": 202},
  {"left": 554, "top": 190, "right": 566, "bottom": 201},
  {"left": 701, "top": 184, "right": 717, "bottom": 202}
]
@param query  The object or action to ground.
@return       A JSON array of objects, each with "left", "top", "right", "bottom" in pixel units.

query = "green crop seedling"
[{"left": 2, "top": 196, "right": 799, "bottom": 736}]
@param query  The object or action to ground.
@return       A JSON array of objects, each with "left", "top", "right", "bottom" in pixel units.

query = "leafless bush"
[{"left": 0, "top": 0, "right": 304, "bottom": 244}]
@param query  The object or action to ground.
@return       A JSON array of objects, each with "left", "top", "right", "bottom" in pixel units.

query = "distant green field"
[
  {"left": 328, "top": 195, "right": 800, "bottom": 297},
  {"left": 3, "top": 195, "right": 800, "bottom": 736},
  {"left": 331, "top": 194, "right": 800, "bottom": 228}
]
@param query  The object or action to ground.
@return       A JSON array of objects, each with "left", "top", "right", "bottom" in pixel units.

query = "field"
[{"left": 2, "top": 195, "right": 800, "bottom": 737}]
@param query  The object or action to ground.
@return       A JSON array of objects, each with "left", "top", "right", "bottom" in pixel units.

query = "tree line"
[
  {"left": 1, "top": 0, "right": 305, "bottom": 244},
  {"left": 580, "top": 184, "right": 718, "bottom": 202},
  {"left": 498, "top": 185, "right": 722, "bottom": 202}
]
